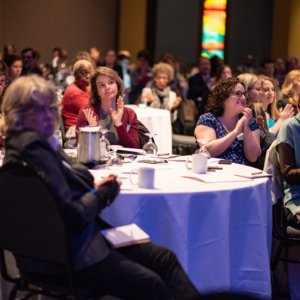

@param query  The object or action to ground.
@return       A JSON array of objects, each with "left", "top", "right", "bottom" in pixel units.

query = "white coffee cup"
[
  {"left": 129, "top": 167, "right": 155, "bottom": 189},
  {"left": 186, "top": 154, "right": 208, "bottom": 174}
]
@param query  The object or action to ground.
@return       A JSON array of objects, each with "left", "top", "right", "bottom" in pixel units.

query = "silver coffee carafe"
[{"left": 77, "top": 126, "right": 101, "bottom": 164}]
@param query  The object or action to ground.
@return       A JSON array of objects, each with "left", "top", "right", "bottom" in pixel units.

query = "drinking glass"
[
  {"left": 99, "top": 128, "right": 111, "bottom": 159},
  {"left": 142, "top": 133, "right": 158, "bottom": 157},
  {"left": 107, "top": 145, "right": 123, "bottom": 176},
  {"left": 196, "top": 139, "right": 210, "bottom": 158}
]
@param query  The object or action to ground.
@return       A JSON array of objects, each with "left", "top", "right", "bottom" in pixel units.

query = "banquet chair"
[
  {"left": 0, "top": 162, "right": 98, "bottom": 300},
  {"left": 271, "top": 198, "right": 300, "bottom": 272}
]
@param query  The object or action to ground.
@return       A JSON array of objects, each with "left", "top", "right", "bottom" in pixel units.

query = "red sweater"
[
  {"left": 76, "top": 104, "right": 140, "bottom": 148},
  {"left": 62, "top": 83, "right": 90, "bottom": 130}
]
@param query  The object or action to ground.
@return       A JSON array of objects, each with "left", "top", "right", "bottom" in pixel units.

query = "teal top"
[
  {"left": 276, "top": 114, "right": 300, "bottom": 214},
  {"left": 268, "top": 118, "right": 276, "bottom": 129}
]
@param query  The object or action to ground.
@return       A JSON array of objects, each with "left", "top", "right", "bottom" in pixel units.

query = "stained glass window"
[{"left": 201, "top": 0, "right": 227, "bottom": 59}]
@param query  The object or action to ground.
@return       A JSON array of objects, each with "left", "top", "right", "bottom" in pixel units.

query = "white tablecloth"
[
  {"left": 126, "top": 105, "right": 172, "bottom": 154},
  {"left": 91, "top": 158, "right": 273, "bottom": 299}
]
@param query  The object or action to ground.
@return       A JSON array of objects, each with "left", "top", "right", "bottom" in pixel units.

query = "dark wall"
[
  {"left": 226, "top": 0, "right": 274, "bottom": 70},
  {"left": 0, "top": 0, "right": 118, "bottom": 64},
  {"left": 154, "top": 0, "right": 201, "bottom": 66},
  {"left": 154, "top": 0, "right": 273, "bottom": 69}
]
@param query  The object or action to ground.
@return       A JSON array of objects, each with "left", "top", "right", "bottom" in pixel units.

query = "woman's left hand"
[{"left": 110, "top": 96, "right": 124, "bottom": 127}]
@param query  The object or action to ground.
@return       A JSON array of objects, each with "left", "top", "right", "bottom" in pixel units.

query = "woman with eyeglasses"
[
  {"left": 194, "top": 77, "right": 261, "bottom": 164},
  {"left": 61, "top": 59, "right": 94, "bottom": 131}
]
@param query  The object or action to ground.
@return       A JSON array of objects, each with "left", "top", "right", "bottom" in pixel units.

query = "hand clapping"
[
  {"left": 110, "top": 96, "right": 124, "bottom": 127},
  {"left": 82, "top": 108, "right": 98, "bottom": 126}
]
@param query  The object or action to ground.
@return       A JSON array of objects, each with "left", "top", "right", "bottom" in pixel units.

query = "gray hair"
[{"left": 0, "top": 75, "right": 58, "bottom": 134}]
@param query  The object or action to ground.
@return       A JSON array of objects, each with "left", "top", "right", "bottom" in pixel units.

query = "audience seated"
[
  {"left": 278, "top": 69, "right": 300, "bottom": 115},
  {"left": 235, "top": 53, "right": 256, "bottom": 75},
  {"left": 259, "top": 75, "right": 294, "bottom": 134},
  {"left": 101, "top": 49, "right": 122, "bottom": 78},
  {"left": 211, "top": 64, "right": 233, "bottom": 89},
  {"left": 89, "top": 46, "right": 101, "bottom": 67},
  {"left": 276, "top": 104, "right": 300, "bottom": 300},
  {"left": 238, "top": 73, "right": 275, "bottom": 169},
  {"left": 20, "top": 47, "right": 42, "bottom": 76},
  {"left": 1, "top": 42, "right": 17, "bottom": 66},
  {"left": 61, "top": 59, "right": 94, "bottom": 131},
  {"left": 129, "top": 49, "right": 152, "bottom": 104},
  {"left": 77, "top": 67, "right": 140, "bottom": 148},
  {"left": 0, "top": 60, "right": 8, "bottom": 149},
  {"left": 0, "top": 75, "right": 201, "bottom": 300},
  {"left": 187, "top": 56, "right": 214, "bottom": 116},
  {"left": 194, "top": 77, "right": 261, "bottom": 164},
  {"left": 5, "top": 54, "right": 23, "bottom": 83},
  {"left": 141, "top": 62, "right": 182, "bottom": 131},
  {"left": 160, "top": 52, "right": 188, "bottom": 100},
  {"left": 274, "top": 57, "right": 287, "bottom": 87}
]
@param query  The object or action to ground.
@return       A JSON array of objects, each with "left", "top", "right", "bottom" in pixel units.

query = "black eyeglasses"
[{"left": 231, "top": 91, "right": 248, "bottom": 98}]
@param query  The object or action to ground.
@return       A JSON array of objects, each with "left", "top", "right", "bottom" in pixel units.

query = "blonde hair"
[
  {"left": 259, "top": 75, "right": 278, "bottom": 120},
  {"left": 90, "top": 66, "right": 124, "bottom": 105},
  {"left": 73, "top": 59, "right": 94, "bottom": 76},
  {"left": 237, "top": 73, "right": 258, "bottom": 91},
  {"left": 0, "top": 75, "right": 57, "bottom": 135},
  {"left": 152, "top": 62, "right": 174, "bottom": 81},
  {"left": 280, "top": 69, "right": 300, "bottom": 106}
]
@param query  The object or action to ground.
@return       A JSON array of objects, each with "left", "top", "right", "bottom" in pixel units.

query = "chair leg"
[
  {"left": 271, "top": 242, "right": 285, "bottom": 271},
  {"left": 8, "top": 283, "right": 19, "bottom": 300}
]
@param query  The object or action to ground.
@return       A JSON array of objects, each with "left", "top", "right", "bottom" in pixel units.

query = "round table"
[{"left": 90, "top": 157, "right": 273, "bottom": 298}]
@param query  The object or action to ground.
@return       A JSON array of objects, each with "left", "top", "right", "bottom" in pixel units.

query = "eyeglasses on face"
[{"left": 231, "top": 91, "right": 248, "bottom": 98}]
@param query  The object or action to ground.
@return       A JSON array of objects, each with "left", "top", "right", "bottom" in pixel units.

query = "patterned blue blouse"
[{"left": 196, "top": 112, "right": 259, "bottom": 164}]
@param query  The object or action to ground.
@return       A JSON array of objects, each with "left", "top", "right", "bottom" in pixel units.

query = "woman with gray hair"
[
  {"left": 141, "top": 62, "right": 182, "bottom": 123},
  {"left": 1, "top": 75, "right": 201, "bottom": 300}
]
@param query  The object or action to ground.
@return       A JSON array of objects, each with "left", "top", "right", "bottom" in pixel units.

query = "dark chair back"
[
  {"left": 0, "top": 162, "right": 91, "bottom": 299},
  {"left": 271, "top": 198, "right": 300, "bottom": 271}
]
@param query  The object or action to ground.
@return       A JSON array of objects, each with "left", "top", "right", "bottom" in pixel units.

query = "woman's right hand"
[
  {"left": 142, "top": 90, "right": 155, "bottom": 104},
  {"left": 278, "top": 103, "right": 294, "bottom": 121},
  {"left": 234, "top": 116, "right": 245, "bottom": 136},
  {"left": 82, "top": 108, "right": 98, "bottom": 126}
]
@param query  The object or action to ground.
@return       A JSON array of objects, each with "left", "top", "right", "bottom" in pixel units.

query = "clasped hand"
[
  {"left": 235, "top": 108, "right": 253, "bottom": 135},
  {"left": 95, "top": 174, "right": 121, "bottom": 206}
]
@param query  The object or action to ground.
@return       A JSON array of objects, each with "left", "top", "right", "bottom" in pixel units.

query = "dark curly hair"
[
  {"left": 90, "top": 66, "right": 124, "bottom": 105},
  {"left": 207, "top": 77, "right": 244, "bottom": 116}
]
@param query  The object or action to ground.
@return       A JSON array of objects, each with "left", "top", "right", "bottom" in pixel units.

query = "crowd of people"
[{"left": 1, "top": 42, "right": 300, "bottom": 298}]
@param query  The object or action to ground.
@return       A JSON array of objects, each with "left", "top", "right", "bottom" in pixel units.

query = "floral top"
[{"left": 196, "top": 112, "right": 259, "bottom": 164}]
